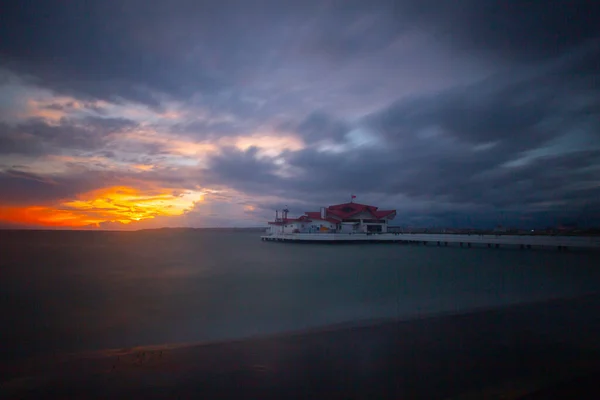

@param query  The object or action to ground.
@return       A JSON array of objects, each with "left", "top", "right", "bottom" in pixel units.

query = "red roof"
[
  {"left": 373, "top": 210, "right": 396, "bottom": 218},
  {"left": 269, "top": 202, "right": 396, "bottom": 224},
  {"left": 316, "top": 202, "right": 396, "bottom": 220}
]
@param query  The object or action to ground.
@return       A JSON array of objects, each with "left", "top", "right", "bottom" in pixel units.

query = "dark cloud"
[
  {"left": 360, "top": 43, "right": 600, "bottom": 195},
  {"left": 80, "top": 116, "right": 137, "bottom": 133},
  {"left": 202, "top": 45, "right": 600, "bottom": 223},
  {"left": 0, "top": 170, "right": 93, "bottom": 205},
  {"left": 0, "top": 126, "right": 44, "bottom": 156},
  {"left": 200, "top": 145, "right": 404, "bottom": 201},
  {"left": 2, "top": 0, "right": 598, "bottom": 107},
  {"left": 171, "top": 119, "right": 242, "bottom": 140},
  {"left": 390, "top": 0, "right": 600, "bottom": 63},
  {"left": 202, "top": 145, "right": 398, "bottom": 203},
  {"left": 43, "top": 103, "right": 67, "bottom": 111},
  {"left": 204, "top": 141, "right": 600, "bottom": 227},
  {"left": 371, "top": 61, "right": 599, "bottom": 150},
  {"left": 1, "top": 2, "right": 219, "bottom": 105},
  {"left": 203, "top": 146, "right": 282, "bottom": 192},
  {"left": 0, "top": 117, "right": 137, "bottom": 156},
  {"left": 42, "top": 101, "right": 110, "bottom": 115},
  {"left": 0, "top": 0, "right": 317, "bottom": 105},
  {"left": 278, "top": 112, "right": 350, "bottom": 143},
  {"left": 295, "top": 2, "right": 404, "bottom": 64}
]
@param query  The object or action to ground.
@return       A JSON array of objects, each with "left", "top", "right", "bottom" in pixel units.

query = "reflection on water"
[{"left": 1, "top": 230, "right": 599, "bottom": 362}]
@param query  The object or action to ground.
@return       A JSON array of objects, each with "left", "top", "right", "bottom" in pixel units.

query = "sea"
[{"left": 2, "top": 229, "right": 600, "bottom": 364}]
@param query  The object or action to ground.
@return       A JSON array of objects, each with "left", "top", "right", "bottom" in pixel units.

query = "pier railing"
[{"left": 261, "top": 232, "right": 600, "bottom": 249}]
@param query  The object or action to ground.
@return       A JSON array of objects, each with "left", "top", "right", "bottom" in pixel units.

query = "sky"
[{"left": 0, "top": 0, "right": 599, "bottom": 230}]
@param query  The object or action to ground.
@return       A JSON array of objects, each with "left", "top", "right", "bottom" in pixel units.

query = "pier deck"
[{"left": 261, "top": 233, "right": 600, "bottom": 249}]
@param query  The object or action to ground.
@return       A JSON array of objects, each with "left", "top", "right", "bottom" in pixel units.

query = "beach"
[{"left": 3, "top": 293, "right": 600, "bottom": 399}]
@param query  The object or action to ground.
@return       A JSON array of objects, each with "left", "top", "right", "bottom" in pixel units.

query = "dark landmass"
[
  {"left": 389, "top": 226, "right": 600, "bottom": 236},
  {"left": 137, "top": 227, "right": 266, "bottom": 232},
  {"left": 2, "top": 294, "right": 599, "bottom": 399}
]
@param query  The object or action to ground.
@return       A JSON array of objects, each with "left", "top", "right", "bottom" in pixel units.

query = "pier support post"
[
  {"left": 437, "top": 241, "right": 440, "bottom": 246},
  {"left": 468, "top": 243, "right": 471, "bottom": 248},
  {"left": 495, "top": 244, "right": 499, "bottom": 248},
  {"left": 444, "top": 242, "right": 448, "bottom": 246},
  {"left": 487, "top": 243, "right": 491, "bottom": 248},
  {"left": 527, "top": 245, "right": 531, "bottom": 249}
]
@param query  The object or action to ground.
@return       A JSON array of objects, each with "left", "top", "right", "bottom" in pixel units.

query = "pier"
[
  {"left": 263, "top": 200, "right": 600, "bottom": 250},
  {"left": 261, "top": 233, "right": 600, "bottom": 250}
]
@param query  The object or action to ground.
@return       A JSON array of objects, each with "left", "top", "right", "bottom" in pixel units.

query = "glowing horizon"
[{"left": 0, "top": 186, "right": 204, "bottom": 228}]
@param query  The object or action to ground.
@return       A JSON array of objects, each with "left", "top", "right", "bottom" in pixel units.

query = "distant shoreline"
[
  {"left": 1, "top": 227, "right": 599, "bottom": 236},
  {"left": 0, "top": 227, "right": 267, "bottom": 232}
]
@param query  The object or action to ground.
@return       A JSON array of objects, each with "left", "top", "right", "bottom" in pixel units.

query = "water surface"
[{"left": 2, "top": 229, "right": 599, "bottom": 362}]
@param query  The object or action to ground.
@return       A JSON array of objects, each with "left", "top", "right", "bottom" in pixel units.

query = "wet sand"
[{"left": 2, "top": 294, "right": 600, "bottom": 399}]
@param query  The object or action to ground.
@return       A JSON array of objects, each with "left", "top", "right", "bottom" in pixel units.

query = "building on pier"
[{"left": 267, "top": 201, "right": 396, "bottom": 235}]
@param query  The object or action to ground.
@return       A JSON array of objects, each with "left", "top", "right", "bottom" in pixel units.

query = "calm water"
[{"left": 2, "top": 230, "right": 600, "bottom": 362}]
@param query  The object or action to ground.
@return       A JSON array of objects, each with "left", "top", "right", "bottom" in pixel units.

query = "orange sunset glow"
[{"left": 0, "top": 186, "right": 203, "bottom": 228}]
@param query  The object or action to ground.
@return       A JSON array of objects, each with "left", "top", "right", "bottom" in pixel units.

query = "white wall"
[
  {"left": 282, "top": 223, "right": 295, "bottom": 234},
  {"left": 305, "top": 219, "right": 337, "bottom": 232},
  {"left": 272, "top": 219, "right": 387, "bottom": 234},
  {"left": 269, "top": 222, "right": 320, "bottom": 234},
  {"left": 267, "top": 225, "right": 283, "bottom": 234},
  {"left": 340, "top": 223, "right": 356, "bottom": 233},
  {"left": 282, "top": 222, "right": 313, "bottom": 233}
]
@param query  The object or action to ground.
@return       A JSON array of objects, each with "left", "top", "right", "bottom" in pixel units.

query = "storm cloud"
[
  {"left": 0, "top": 0, "right": 599, "bottom": 228},
  {"left": 0, "top": 117, "right": 138, "bottom": 156}
]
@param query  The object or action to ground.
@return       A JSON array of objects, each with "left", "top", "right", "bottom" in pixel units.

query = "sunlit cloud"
[
  {"left": 63, "top": 186, "right": 203, "bottom": 221},
  {"left": 0, "top": 75, "right": 219, "bottom": 130},
  {"left": 23, "top": 97, "right": 114, "bottom": 121},
  {"left": 116, "top": 128, "right": 219, "bottom": 166},
  {"left": 25, "top": 99, "right": 69, "bottom": 121},
  {"left": 0, "top": 185, "right": 204, "bottom": 228},
  {"left": 0, "top": 74, "right": 112, "bottom": 123},
  {"left": 2, "top": 154, "right": 124, "bottom": 175},
  {"left": 131, "top": 164, "right": 155, "bottom": 171},
  {"left": 219, "top": 133, "right": 305, "bottom": 158}
]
